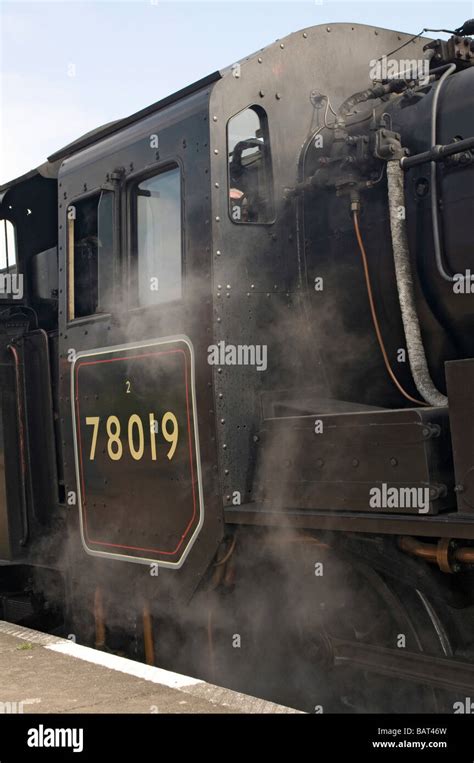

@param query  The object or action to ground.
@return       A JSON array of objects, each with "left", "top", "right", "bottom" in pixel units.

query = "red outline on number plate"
[{"left": 74, "top": 348, "right": 198, "bottom": 558}]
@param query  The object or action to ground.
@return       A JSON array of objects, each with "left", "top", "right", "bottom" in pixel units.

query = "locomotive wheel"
[{"left": 207, "top": 535, "right": 456, "bottom": 713}]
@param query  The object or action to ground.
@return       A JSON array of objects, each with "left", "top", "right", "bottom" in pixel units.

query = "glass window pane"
[
  {"left": 228, "top": 106, "right": 273, "bottom": 223},
  {"left": 136, "top": 167, "right": 182, "bottom": 307}
]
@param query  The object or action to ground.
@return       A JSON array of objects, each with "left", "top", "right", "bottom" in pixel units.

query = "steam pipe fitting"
[
  {"left": 336, "top": 84, "right": 392, "bottom": 128},
  {"left": 401, "top": 136, "right": 474, "bottom": 169},
  {"left": 429, "top": 63, "right": 457, "bottom": 283},
  {"left": 386, "top": 161, "right": 448, "bottom": 406},
  {"left": 398, "top": 536, "right": 474, "bottom": 572}
]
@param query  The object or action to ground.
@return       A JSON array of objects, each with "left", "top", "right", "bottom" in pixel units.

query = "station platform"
[{"left": 0, "top": 621, "right": 300, "bottom": 714}]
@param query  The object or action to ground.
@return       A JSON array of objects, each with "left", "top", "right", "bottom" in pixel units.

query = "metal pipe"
[
  {"left": 453, "top": 547, "right": 474, "bottom": 564},
  {"left": 401, "top": 135, "right": 474, "bottom": 169},
  {"left": 398, "top": 536, "right": 438, "bottom": 563},
  {"left": 8, "top": 343, "right": 29, "bottom": 545},
  {"left": 336, "top": 83, "right": 392, "bottom": 128},
  {"left": 399, "top": 536, "right": 474, "bottom": 568},
  {"left": 94, "top": 587, "right": 106, "bottom": 650},
  {"left": 207, "top": 607, "right": 215, "bottom": 681},
  {"left": 143, "top": 603, "right": 155, "bottom": 666},
  {"left": 429, "top": 63, "right": 457, "bottom": 283},
  {"left": 26, "top": 329, "right": 59, "bottom": 503},
  {"left": 212, "top": 536, "right": 236, "bottom": 567},
  {"left": 386, "top": 161, "right": 448, "bottom": 406},
  {"left": 353, "top": 210, "right": 425, "bottom": 405}
]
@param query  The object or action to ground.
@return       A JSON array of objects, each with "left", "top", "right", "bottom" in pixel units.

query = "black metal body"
[{"left": 1, "top": 21, "right": 474, "bottom": 624}]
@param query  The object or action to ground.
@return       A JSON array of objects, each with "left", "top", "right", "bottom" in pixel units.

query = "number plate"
[{"left": 71, "top": 336, "right": 204, "bottom": 567}]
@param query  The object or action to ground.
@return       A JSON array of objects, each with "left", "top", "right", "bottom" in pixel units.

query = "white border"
[{"left": 70, "top": 334, "right": 204, "bottom": 569}]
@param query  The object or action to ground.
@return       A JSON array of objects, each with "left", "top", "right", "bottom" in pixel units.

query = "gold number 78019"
[{"left": 85, "top": 413, "right": 178, "bottom": 461}]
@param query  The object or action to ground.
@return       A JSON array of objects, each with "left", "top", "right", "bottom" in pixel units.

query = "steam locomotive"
[{"left": 2, "top": 19, "right": 474, "bottom": 712}]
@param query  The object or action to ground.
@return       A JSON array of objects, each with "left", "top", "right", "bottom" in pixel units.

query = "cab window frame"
[
  {"left": 127, "top": 160, "right": 184, "bottom": 311},
  {"left": 226, "top": 104, "right": 275, "bottom": 226},
  {"left": 66, "top": 186, "right": 116, "bottom": 325}
]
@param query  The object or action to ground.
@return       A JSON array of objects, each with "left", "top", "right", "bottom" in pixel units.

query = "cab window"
[
  {"left": 134, "top": 165, "right": 182, "bottom": 307},
  {"left": 67, "top": 191, "right": 114, "bottom": 320},
  {"left": 227, "top": 106, "right": 273, "bottom": 223}
]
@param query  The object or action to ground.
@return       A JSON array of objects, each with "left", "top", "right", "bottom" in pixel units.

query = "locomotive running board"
[{"left": 329, "top": 636, "right": 474, "bottom": 693}]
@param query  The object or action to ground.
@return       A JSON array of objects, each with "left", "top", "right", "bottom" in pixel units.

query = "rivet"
[
  {"left": 326, "top": 27, "right": 331, "bottom": 32},
  {"left": 251, "top": 284, "right": 255, "bottom": 289},
  {"left": 352, "top": 459, "right": 359, "bottom": 467},
  {"left": 214, "top": 149, "right": 219, "bottom": 155},
  {"left": 280, "top": 43, "right": 284, "bottom": 49},
  {"left": 219, "top": 393, "right": 223, "bottom": 399},
  {"left": 213, "top": 115, "right": 218, "bottom": 121},
  {"left": 258, "top": 57, "right": 262, "bottom": 63},
  {"left": 216, "top": 250, "right": 221, "bottom": 256},
  {"left": 223, "top": 444, "right": 227, "bottom": 449},
  {"left": 259, "top": 90, "right": 265, "bottom": 97},
  {"left": 218, "top": 284, "right": 222, "bottom": 289},
  {"left": 218, "top": 368, "right": 222, "bottom": 374},
  {"left": 275, "top": 93, "right": 281, "bottom": 100},
  {"left": 215, "top": 182, "right": 219, "bottom": 188},
  {"left": 217, "top": 317, "right": 221, "bottom": 322},
  {"left": 216, "top": 216, "right": 220, "bottom": 221},
  {"left": 303, "top": 32, "right": 307, "bottom": 38},
  {"left": 226, "top": 284, "right": 231, "bottom": 289},
  {"left": 221, "top": 419, "right": 225, "bottom": 424},
  {"left": 225, "top": 469, "right": 229, "bottom": 475}
]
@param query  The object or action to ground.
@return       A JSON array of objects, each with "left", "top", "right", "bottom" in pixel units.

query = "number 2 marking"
[{"left": 125, "top": 380, "right": 131, "bottom": 394}]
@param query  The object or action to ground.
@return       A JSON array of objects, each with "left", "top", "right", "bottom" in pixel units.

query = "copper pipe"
[
  {"left": 399, "top": 536, "right": 474, "bottom": 571},
  {"left": 143, "top": 603, "right": 155, "bottom": 666},
  {"left": 399, "top": 536, "right": 438, "bottom": 563},
  {"left": 213, "top": 536, "right": 236, "bottom": 567},
  {"left": 353, "top": 211, "right": 426, "bottom": 406},
  {"left": 209, "top": 536, "right": 237, "bottom": 590},
  {"left": 207, "top": 606, "right": 215, "bottom": 681},
  {"left": 94, "top": 587, "right": 106, "bottom": 650},
  {"left": 453, "top": 547, "right": 474, "bottom": 564}
]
